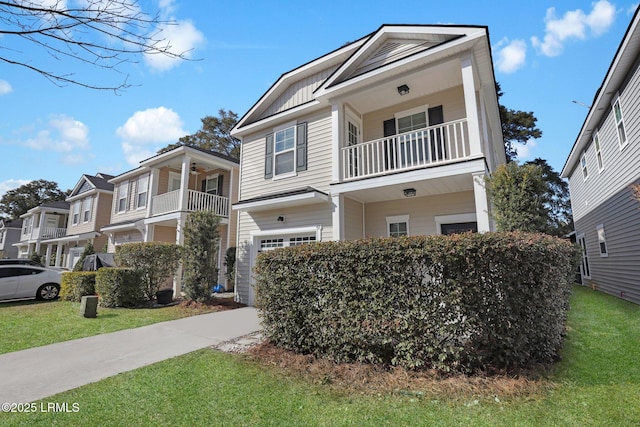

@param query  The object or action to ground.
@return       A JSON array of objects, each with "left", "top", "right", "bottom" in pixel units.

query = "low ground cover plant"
[{"left": 254, "top": 232, "right": 579, "bottom": 373}]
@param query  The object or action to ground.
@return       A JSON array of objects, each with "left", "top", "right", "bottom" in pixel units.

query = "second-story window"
[
  {"left": 264, "top": 122, "right": 307, "bottom": 179},
  {"left": 580, "top": 152, "right": 588, "bottom": 180},
  {"left": 136, "top": 175, "right": 149, "bottom": 209},
  {"left": 594, "top": 132, "right": 603, "bottom": 172},
  {"left": 117, "top": 181, "right": 128, "bottom": 213},
  {"left": 82, "top": 197, "right": 92, "bottom": 222},
  {"left": 613, "top": 97, "right": 627, "bottom": 149},
  {"left": 72, "top": 201, "right": 81, "bottom": 225}
]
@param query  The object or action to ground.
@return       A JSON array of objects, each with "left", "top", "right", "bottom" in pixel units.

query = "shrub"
[
  {"left": 60, "top": 271, "right": 97, "bottom": 302},
  {"left": 182, "top": 211, "right": 220, "bottom": 302},
  {"left": 95, "top": 268, "right": 144, "bottom": 308},
  {"left": 224, "top": 246, "right": 236, "bottom": 289},
  {"left": 115, "top": 242, "right": 181, "bottom": 301},
  {"left": 73, "top": 242, "right": 95, "bottom": 272},
  {"left": 254, "top": 232, "right": 580, "bottom": 373}
]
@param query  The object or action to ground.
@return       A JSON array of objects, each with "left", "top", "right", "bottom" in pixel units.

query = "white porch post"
[
  {"left": 331, "top": 102, "right": 344, "bottom": 183},
  {"left": 472, "top": 171, "right": 491, "bottom": 233},
  {"left": 461, "top": 56, "right": 482, "bottom": 157},
  {"left": 44, "top": 244, "right": 52, "bottom": 267},
  {"left": 332, "top": 194, "right": 344, "bottom": 241},
  {"left": 146, "top": 168, "right": 159, "bottom": 217},
  {"left": 179, "top": 156, "right": 191, "bottom": 211},
  {"left": 173, "top": 214, "right": 186, "bottom": 296},
  {"left": 55, "top": 243, "right": 63, "bottom": 267}
]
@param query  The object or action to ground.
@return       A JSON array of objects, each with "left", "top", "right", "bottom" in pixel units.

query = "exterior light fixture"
[
  {"left": 403, "top": 188, "right": 416, "bottom": 197},
  {"left": 397, "top": 84, "right": 410, "bottom": 96}
]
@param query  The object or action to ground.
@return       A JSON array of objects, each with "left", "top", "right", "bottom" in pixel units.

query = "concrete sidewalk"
[{"left": 0, "top": 307, "right": 261, "bottom": 403}]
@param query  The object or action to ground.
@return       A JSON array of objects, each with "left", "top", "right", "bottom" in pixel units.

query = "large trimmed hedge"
[
  {"left": 60, "top": 272, "right": 97, "bottom": 302},
  {"left": 95, "top": 268, "right": 144, "bottom": 308},
  {"left": 254, "top": 232, "right": 579, "bottom": 373}
]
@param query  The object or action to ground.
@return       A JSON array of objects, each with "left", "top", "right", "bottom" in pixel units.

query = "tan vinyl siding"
[
  {"left": 239, "top": 109, "right": 333, "bottom": 200},
  {"left": 344, "top": 197, "right": 364, "bottom": 240},
  {"left": 154, "top": 225, "right": 176, "bottom": 243},
  {"left": 364, "top": 191, "right": 476, "bottom": 237},
  {"left": 67, "top": 192, "right": 113, "bottom": 235},
  {"left": 259, "top": 66, "right": 339, "bottom": 119},
  {"left": 576, "top": 184, "right": 640, "bottom": 304},
  {"left": 362, "top": 86, "right": 466, "bottom": 142},
  {"left": 569, "top": 59, "right": 640, "bottom": 222},
  {"left": 235, "top": 203, "right": 333, "bottom": 304},
  {"left": 111, "top": 173, "right": 149, "bottom": 223}
]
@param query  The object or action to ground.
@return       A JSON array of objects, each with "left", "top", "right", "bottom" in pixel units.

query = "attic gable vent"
[{"left": 372, "top": 42, "right": 402, "bottom": 59}]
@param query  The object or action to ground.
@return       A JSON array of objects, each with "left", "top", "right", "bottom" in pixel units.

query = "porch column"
[
  {"left": 331, "top": 102, "right": 344, "bottom": 183},
  {"left": 146, "top": 168, "right": 159, "bottom": 217},
  {"left": 45, "top": 244, "right": 52, "bottom": 267},
  {"left": 179, "top": 156, "right": 191, "bottom": 212},
  {"left": 472, "top": 171, "right": 491, "bottom": 233},
  {"left": 461, "top": 56, "right": 482, "bottom": 157},
  {"left": 332, "top": 194, "right": 344, "bottom": 241},
  {"left": 55, "top": 243, "right": 63, "bottom": 267}
]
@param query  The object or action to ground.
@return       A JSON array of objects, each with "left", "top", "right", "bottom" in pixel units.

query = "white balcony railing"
[
  {"left": 341, "top": 119, "right": 470, "bottom": 181},
  {"left": 151, "top": 189, "right": 229, "bottom": 217},
  {"left": 41, "top": 227, "right": 67, "bottom": 239}
]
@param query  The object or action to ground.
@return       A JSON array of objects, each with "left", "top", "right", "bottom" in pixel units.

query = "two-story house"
[
  {"left": 40, "top": 173, "right": 114, "bottom": 269},
  {"left": 101, "top": 145, "right": 239, "bottom": 294},
  {"left": 0, "top": 218, "right": 22, "bottom": 259},
  {"left": 14, "top": 201, "right": 70, "bottom": 261},
  {"left": 561, "top": 8, "right": 640, "bottom": 303},
  {"left": 231, "top": 24, "right": 506, "bottom": 305}
]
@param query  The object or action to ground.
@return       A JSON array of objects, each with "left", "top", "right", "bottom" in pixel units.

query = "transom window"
[
  {"left": 613, "top": 98, "right": 627, "bottom": 149},
  {"left": 274, "top": 126, "right": 296, "bottom": 176}
]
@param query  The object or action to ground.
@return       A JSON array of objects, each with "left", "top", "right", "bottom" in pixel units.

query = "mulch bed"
[
  {"left": 246, "top": 342, "right": 553, "bottom": 400},
  {"left": 179, "top": 297, "right": 246, "bottom": 310}
]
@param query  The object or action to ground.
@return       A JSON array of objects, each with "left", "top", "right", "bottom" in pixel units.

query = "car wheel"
[{"left": 36, "top": 284, "right": 60, "bottom": 300}]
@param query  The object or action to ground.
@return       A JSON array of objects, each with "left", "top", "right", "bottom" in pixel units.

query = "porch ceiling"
[
  {"left": 342, "top": 59, "right": 463, "bottom": 114},
  {"left": 338, "top": 173, "right": 474, "bottom": 204}
]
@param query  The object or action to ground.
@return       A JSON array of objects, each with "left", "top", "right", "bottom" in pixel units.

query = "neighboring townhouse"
[
  {"left": 561, "top": 8, "right": 640, "bottom": 303},
  {"left": 14, "top": 201, "right": 70, "bottom": 260},
  {"left": 231, "top": 24, "right": 506, "bottom": 305},
  {"left": 101, "top": 146, "right": 239, "bottom": 293},
  {"left": 40, "top": 173, "right": 115, "bottom": 269},
  {"left": 0, "top": 218, "right": 22, "bottom": 258}
]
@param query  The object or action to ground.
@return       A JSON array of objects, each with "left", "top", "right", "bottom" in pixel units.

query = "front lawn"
[
  {"left": 1, "top": 286, "right": 639, "bottom": 426},
  {"left": 0, "top": 299, "right": 226, "bottom": 354}
]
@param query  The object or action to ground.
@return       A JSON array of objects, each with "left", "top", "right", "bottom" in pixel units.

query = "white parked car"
[{"left": 0, "top": 265, "right": 62, "bottom": 301}]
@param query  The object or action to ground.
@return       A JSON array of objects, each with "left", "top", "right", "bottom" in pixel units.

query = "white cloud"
[
  {"left": 0, "top": 179, "right": 31, "bottom": 198},
  {"left": 514, "top": 139, "right": 538, "bottom": 161},
  {"left": 24, "top": 115, "right": 90, "bottom": 153},
  {"left": 494, "top": 38, "right": 527, "bottom": 74},
  {"left": 531, "top": 0, "right": 616, "bottom": 56},
  {"left": 116, "top": 107, "right": 187, "bottom": 165},
  {"left": 0, "top": 80, "right": 12, "bottom": 95},
  {"left": 144, "top": 19, "right": 205, "bottom": 71}
]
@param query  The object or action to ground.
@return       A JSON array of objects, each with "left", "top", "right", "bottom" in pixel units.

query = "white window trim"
[
  {"left": 136, "top": 174, "right": 149, "bottom": 209},
  {"left": 596, "top": 224, "right": 608, "bottom": 257},
  {"left": 117, "top": 181, "right": 129, "bottom": 213},
  {"left": 205, "top": 173, "right": 220, "bottom": 195},
  {"left": 168, "top": 171, "right": 181, "bottom": 192},
  {"left": 272, "top": 120, "right": 298, "bottom": 180},
  {"left": 435, "top": 213, "right": 477, "bottom": 235},
  {"left": 72, "top": 201, "right": 82, "bottom": 225},
  {"left": 593, "top": 131, "right": 604, "bottom": 173},
  {"left": 82, "top": 197, "right": 92, "bottom": 223},
  {"left": 612, "top": 95, "right": 628, "bottom": 150},
  {"left": 580, "top": 152, "right": 588, "bottom": 181},
  {"left": 394, "top": 104, "right": 429, "bottom": 134},
  {"left": 386, "top": 214, "right": 410, "bottom": 237}
]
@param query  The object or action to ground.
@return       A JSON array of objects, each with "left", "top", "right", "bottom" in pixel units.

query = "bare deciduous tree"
[{"left": 0, "top": 0, "right": 189, "bottom": 92}]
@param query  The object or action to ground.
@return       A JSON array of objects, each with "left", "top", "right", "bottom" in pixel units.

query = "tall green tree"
[
  {"left": 158, "top": 109, "right": 240, "bottom": 158},
  {"left": 486, "top": 162, "right": 549, "bottom": 233},
  {"left": 497, "top": 83, "right": 543, "bottom": 161},
  {"left": 0, "top": 179, "right": 68, "bottom": 219},
  {"left": 182, "top": 211, "right": 221, "bottom": 302},
  {"left": 525, "top": 158, "right": 573, "bottom": 236}
]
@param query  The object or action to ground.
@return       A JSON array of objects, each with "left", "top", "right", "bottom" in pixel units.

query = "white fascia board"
[
  {"left": 231, "top": 100, "right": 322, "bottom": 138},
  {"left": 233, "top": 191, "right": 330, "bottom": 212},
  {"left": 109, "top": 166, "right": 147, "bottom": 183}
]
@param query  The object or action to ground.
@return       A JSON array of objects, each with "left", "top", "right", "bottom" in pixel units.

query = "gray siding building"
[{"left": 562, "top": 7, "right": 640, "bottom": 303}]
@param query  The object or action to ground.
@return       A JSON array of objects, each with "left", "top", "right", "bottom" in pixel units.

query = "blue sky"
[{"left": 0, "top": 0, "right": 637, "bottom": 196}]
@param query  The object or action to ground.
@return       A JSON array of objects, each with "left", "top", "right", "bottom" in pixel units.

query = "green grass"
[
  {"left": 0, "top": 299, "right": 221, "bottom": 354},
  {"left": 2, "top": 286, "right": 640, "bottom": 426}
]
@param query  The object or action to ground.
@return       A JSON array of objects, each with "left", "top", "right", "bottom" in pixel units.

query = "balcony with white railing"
[
  {"left": 151, "top": 189, "right": 230, "bottom": 218},
  {"left": 40, "top": 227, "right": 67, "bottom": 239},
  {"left": 341, "top": 119, "right": 471, "bottom": 181}
]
